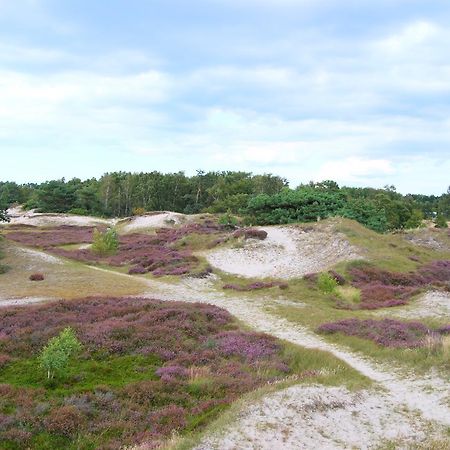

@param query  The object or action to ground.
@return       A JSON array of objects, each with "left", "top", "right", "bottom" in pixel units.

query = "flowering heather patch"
[
  {"left": 438, "top": 324, "right": 450, "bottom": 335},
  {"left": 6, "top": 225, "right": 99, "bottom": 247},
  {"left": 5, "top": 223, "right": 229, "bottom": 277},
  {"left": 29, "top": 273, "right": 45, "bottom": 281},
  {"left": 346, "top": 260, "right": 450, "bottom": 310},
  {"left": 215, "top": 330, "right": 280, "bottom": 360},
  {"left": 223, "top": 281, "right": 288, "bottom": 291},
  {"left": 317, "top": 318, "right": 430, "bottom": 348},
  {"left": 0, "top": 296, "right": 301, "bottom": 448}
]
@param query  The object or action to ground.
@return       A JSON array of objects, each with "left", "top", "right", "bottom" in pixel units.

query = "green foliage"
[
  {"left": 0, "top": 174, "right": 448, "bottom": 233},
  {"left": 91, "top": 228, "right": 119, "bottom": 256},
  {"left": 218, "top": 211, "right": 239, "bottom": 228},
  {"left": 339, "top": 198, "right": 388, "bottom": 232},
  {"left": 38, "top": 327, "right": 82, "bottom": 380},
  {"left": 435, "top": 214, "right": 448, "bottom": 228},
  {"left": 404, "top": 209, "right": 424, "bottom": 229},
  {"left": 317, "top": 272, "right": 338, "bottom": 294},
  {"left": 246, "top": 187, "right": 345, "bottom": 225}
]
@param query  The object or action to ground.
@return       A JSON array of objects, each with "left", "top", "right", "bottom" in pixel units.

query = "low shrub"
[
  {"left": 0, "top": 354, "right": 11, "bottom": 368},
  {"left": 317, "top": 318, "right": 430, "bottom": 348},
  {"left": 317, "top": 273, "right": 338, "bottom": 294},
  {"left": 346, "top": 260, "right": 450, "bottom": 310},
  {"left": 328, "top": 270, "right": 346, "bottom": 285},
  {"left": 435, "top": 215, "right": 448, "bottom": 228},
  {"left": 91, "top": 227, "right": 119, "bottom": 256},
  {"left": 29, "top": 273, "right": 44, "bottom": 281},
  {"left": 218, "top": 212, "right": 239, "bottom": 229},
  {"left": 45, "top": 406, "right": 85, "bottom": 437}
]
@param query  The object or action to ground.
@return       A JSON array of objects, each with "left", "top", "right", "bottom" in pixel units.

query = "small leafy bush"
[
  {"left": 91, "top": 227, "right": 119, "bottom": 256},
  {"left": 435, "top": 214, "right": 448, "bottom": 228},
  {"left": 29, "top": 273, "right": 44, "bottom": 281},
  {"left": 317, "top": 272, "right": 338, "bottom": 294},
  {"left": 132, "top": 207, "right": 146, "bottom": 216},
  {"left": 218, "top": 211, "right": 239, "bottom": 229},
  {"left": 39, "top": 327, "right": 82, "bottom": 380}
]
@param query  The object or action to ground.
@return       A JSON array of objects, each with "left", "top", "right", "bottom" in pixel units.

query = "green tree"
[
  {"left": 404, "top": 209, "right": 424, "bottom": 229},
  {"left": 92, "top": 227, "right": 119, "bottom": 256},
  {"left": 39, "top": 327, "right": 82, "bottom": 380},
  {"left": 435, "top": 214, "right": 448, "bottom": 228}
]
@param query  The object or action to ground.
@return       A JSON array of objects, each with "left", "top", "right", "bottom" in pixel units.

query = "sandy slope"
[
  {"left": 3, "top": 206, "right": 114, "bottom": 227},
  {"left": 206, "top": 225, "right": 362, "bottom": 279}
]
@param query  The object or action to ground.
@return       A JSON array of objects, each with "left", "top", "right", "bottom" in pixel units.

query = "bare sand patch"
[
  {"left": 195, "top": 385, "right": 431, "bottom": 450},
  {"left": 378, "top": 291, "right": 450, "bottom": 319},
  {"left": 206, "top": 225, "right": 362, "bottom": 279},
  {"left": 121, "top": 211, "right": 187, "bottom": 232},
  {"left": 3, "top": 206, "right": 113, "bottom": 227}
]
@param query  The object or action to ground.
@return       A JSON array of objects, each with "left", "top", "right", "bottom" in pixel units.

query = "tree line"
[{"left": 0, "top": 171, "right": 449, "bottom": 232}]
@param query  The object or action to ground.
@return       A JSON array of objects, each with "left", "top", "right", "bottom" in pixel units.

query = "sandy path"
[
  {"left": 206, "top": 225, "right": 362, "bottom": 279},
  {"left": 88, "top": 266, "right": 450, "bottom": 427},
  {"left": 4, "top": 248, "right": 450, "bottom": 448}
]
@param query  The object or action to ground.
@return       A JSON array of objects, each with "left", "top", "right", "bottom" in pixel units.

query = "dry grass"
[{"left": 0, "top": 241, "right": 147, "bottom": 301}]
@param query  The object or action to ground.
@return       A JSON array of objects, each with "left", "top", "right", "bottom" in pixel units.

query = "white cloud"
[{"left": 317, "top": 158, "right": 395, "bottom": 183}]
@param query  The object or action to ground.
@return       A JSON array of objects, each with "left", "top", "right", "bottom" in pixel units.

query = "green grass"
[
  {"left": 333, "top": 218, "right": 450, "bottom": 272},
  {"left": 1, "top": 354, "right": 160, "bottom": 396},
  {"left": 0, "top": 241, "right": 148, "bottom": 300}
]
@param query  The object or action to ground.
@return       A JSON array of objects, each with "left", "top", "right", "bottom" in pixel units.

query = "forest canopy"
[{"left": 0, "top": 171, "right": 448, "bottom": 232}]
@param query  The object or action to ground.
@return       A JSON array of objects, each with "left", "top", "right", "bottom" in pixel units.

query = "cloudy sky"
[{"left": 1, "top": 0, "right": 449, "bottom": 193}]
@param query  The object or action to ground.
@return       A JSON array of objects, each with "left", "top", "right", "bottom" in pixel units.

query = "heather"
[
  {"left": 337, "top": 260, "right": 450, "bottom": 310},
  {"left": 5, "top": 222, "right": 228, "bottom": 277},
  {"left": 0, "top": 296, "right": 322, "bottom": 449},
  {"left": 317, "top": 319, "right": 433, "bottom": 348}
]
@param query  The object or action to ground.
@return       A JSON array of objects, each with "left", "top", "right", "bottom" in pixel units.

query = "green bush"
[
  {"left": 67, "top": 207, "right": 89, "bottom": 216},
  {"left": 92, "top": 227, "right": 119, "bottom": 256},
  {"left": 435, "top": 214, "right": 448, "bottom": 228},
  {"left": 218, "top": 211, "right": 239, "bottom": 229},
  {"left": 39, "top": 327, "right": 82, "bottom": 380},
  {"left": 317, "top": 272, "right": 338, "bottom": 294},
  {"left": 404, "top": 209, "right": 424, "bottom": 229}
]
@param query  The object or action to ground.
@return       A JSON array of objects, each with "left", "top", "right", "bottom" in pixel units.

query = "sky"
[{"left": 0, "top": 0, "right": 449, "bottom": 194}]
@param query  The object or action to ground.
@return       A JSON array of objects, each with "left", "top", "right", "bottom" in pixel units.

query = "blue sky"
[{"left": 0, "top": 0, "right": 449, "bottom": 194}]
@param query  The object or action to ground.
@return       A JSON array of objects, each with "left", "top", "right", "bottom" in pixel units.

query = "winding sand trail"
[
  {"left": 87, "top": 266, "right": 450, "bottom": 426},
  {"left": 3, "top": 247, "right": 450, "bottom": 448}
]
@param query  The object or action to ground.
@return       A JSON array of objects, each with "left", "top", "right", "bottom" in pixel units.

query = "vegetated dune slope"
[
  {"left": 206, "top": 224, "right": 362, "bottom": 279},
  {"left": 1, "top": 212, "right": 449, "bottom": 449}
]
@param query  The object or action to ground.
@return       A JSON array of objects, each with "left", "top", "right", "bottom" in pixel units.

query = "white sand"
[
  {"left": 121, "top": 212, "right": 187, "bottom": 232},
  {"left": 206, "top": 226, "right": 362, "bottom": 279},
  {"left": 3, "top": 206, "right": 113, "bottom": 227},
  {"left": 378, "top": 290, "right": 450, "bottom": 319},
  {"left": 195, "top": 385, "right": 430, "bottom": 450}
]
